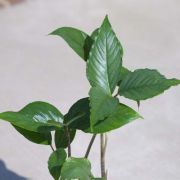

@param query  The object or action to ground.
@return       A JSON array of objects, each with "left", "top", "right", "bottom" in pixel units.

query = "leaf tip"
[
  {"left": 48, "top": 30, "right": 56, "bottom": 36},
  {"left": 105, "top": 14, "right": 109, "bottom": 19},
  {"left": 103, "top": 14, "right": 110, "bottom": 24},
  {"left": 48, "top": 27, "right": 63, "bottom": 36}
]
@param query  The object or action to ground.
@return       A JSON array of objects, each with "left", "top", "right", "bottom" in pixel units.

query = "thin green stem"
[{"left": 85, "top": 134, "right": 97, "bottom": 158}]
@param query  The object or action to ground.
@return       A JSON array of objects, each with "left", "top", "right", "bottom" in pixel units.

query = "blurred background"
[{"left": 0, "top": 0, "right": 180, "bottom": 179}]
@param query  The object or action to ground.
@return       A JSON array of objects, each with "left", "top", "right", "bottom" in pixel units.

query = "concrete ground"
[{"left": 0, "top": 0, "right": 180, "bottom": 179}]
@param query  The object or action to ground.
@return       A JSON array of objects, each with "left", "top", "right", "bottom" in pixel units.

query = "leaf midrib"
[{"left": 104, "top": 29, "right": 111, "bottom": 95}]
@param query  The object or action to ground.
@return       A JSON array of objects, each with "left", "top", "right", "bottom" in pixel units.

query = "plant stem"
[
  {"left": 65, "top": 126, "right": 71, "bottom": 157},
  {"left": 85, "top": 134, "right": 97, "bottom": 158},
  {"left": 100, "top": 133, "right": 107, "bottom": 179},
  {"left": 104, "top": 134, "right": 108, "bottom": 179}
]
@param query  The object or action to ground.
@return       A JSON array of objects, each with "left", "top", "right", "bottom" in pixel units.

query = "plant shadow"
[{"left": 0, "top": 160, "right": 27, "bottom": 180}]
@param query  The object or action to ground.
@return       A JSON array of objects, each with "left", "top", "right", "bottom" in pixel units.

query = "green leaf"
[
  {"left": 0, "top": 101, "right": 63, "bottom": 133},
  {"left": 50, "top": 27, "right": 93, "bottom": 60},
  {"left": 89, "top": 87, "right": 119, "bottom": 131},
  {"left": 13, "top": 125, "right": 52, "bottom": 145},
  {"left": 60, "top": 157, "right": 92, "bottom": 180},
  {"left": 50, "top": 27, "right": 100, "bottom": 61},
  {"left": 48, "top": 148, "right": 67, "bottom": 180},
  {"left": 86, "top": 15, "right": 123, "bottom": 95},
  {"left": 91, "top": 28, "right": 99, "bottom": 40},
  {"left": 119, "top": 66, "right": 131, "bottom": 82},
  {"left": 65, "top": 89, "right": 141, "bottom": 133},
  {"left": 92, "top": 103, "right": 142, "bottom": 133},
  {"left": 119, "top": 69, "right": 180, "bottom": 101},
  {"left": 55, "top": 128, "right": 76, "bottom": 149},
  {"left": 65, "top": 98, "right": 90, "bottom": 132}
]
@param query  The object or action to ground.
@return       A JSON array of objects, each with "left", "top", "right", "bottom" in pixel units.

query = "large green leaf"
[
  {"left": 55, "top": 128, "right": 76, "bottom": 149},
  {"left": 92, "top": 103, "right": 142, "bottom": 133},
  {"left": 60, "top": 157, "right": 93, "bottom": 180},
  {"left": 50, "top": 26, "right": 101, "bottom": 62},
  {"left": 86, "top": 16, "right": 123, "bottom": 95},
  {"left": 48, "top": 148, "right": 67, "bottom": 180},
  {"left": 13, "top": 125, "right": 52, "bottom": 145},
  {"left": 65, "top": 98, "right": 90, "bottom": 132},
  {"left": 119, "top": 69, "right": 180, "bottom": 101},
  {"left": 50, "top": 27, "right": 93, "bottom": 60},
  {"left": 64, "top": 91, "right": 141, "bottom": 133},
  {"left": 89, "top": 87, "right": 119, "bottom": 131},
  {"left": 0, "top": 101, "right": 63, "bottom": 133},
  {"left": 89, "top": 87, "right": 141, "bottom": 133}
]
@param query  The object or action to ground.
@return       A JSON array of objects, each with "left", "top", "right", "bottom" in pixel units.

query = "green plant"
[{"left": 0, "top": 15, "right": 179, "bottom": 180}]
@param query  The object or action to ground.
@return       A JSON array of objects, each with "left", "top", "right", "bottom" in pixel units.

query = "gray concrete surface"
[{"left": 0, "top": 0, "right": 180, "bottom": 179}]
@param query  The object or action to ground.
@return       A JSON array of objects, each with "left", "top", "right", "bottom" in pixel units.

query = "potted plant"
[{"left": 0, "top": 15, "right": 179, "bottom": 180}]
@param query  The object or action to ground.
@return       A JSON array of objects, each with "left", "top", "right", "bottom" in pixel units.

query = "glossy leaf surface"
[
  {"left": 65, "top": 98, "right": 90, "bottom": 132},
  {"left": 65, "top": 91, "right": 141, "bottom": 133},
  {"left": 0, "top": 102, "right": 63, "bottom": 133},
  {"left": 119, "top": 69, "right": 180, "bottom": 101},
  {"left": 60, "top": 157, "right": 92, "bottom": 180},
  {"left": 13, "top": 125, "right": 52, "bottom": 145},
  {"left": 50, "top": 27, "right": 93, "bottom": 60},
  {"left": 55, "top": 128, "right": 76, "bottom": 149},
  {"left": 92, "top": 103, "right": 142, "bottom": 133},
  {"left": 48, "top": 148, "right": 67, "bottom": 180},
  {"left": 87, "top": 16, "right": 123, "bottom": 94},
  {"left": 89, "top": 87, "right": 119, "bottom": 131}
]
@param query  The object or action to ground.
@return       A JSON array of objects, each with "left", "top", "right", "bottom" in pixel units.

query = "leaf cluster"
[{"left": 0, "top": 15, "right": 179, "bottom": 179}]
